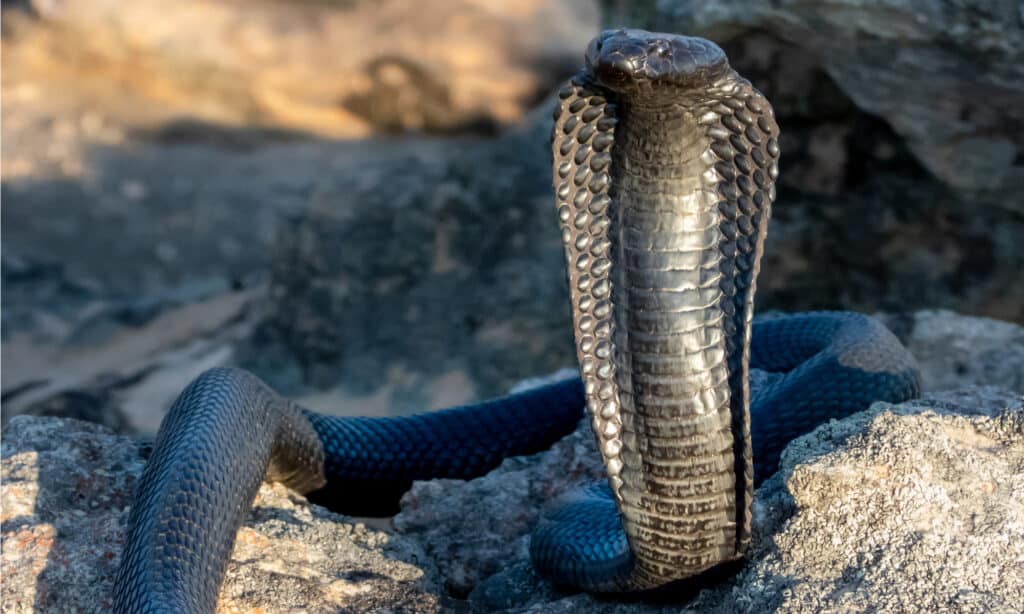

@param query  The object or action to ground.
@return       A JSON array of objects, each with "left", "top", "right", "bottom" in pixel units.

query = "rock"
[
  {"left": 238, "top": 111, "right": 578, "bottom": 407},
  {"left": 8, "top": 388, "right": 1017, "bottom": 612},
  {"left": 878, "top": 310, "right": 1024, "bottom": 393},
  {"left": 596, "top": 2, "right": 1024, "bottom": 323},
  {"left": 239, "top": 50, "right": 1023, "bottom": 409},
  {"left": 0, "top": 416, "right": 442, "bottom": 613},
  {"left": 398, "top": 387, "right": 1024, "bottom": 613},
  {"left": 18, "top": 388, "right": 131, "bottom": 434},
  {"left": 684, "top": 387, "right": 1024, "bottom": 614},
  {"left": 3, "top": 314, "right": 1023, "bottom": 611},
  {"left": 393, "top": 313, "right": 1024, "bottom": 608},
  {"left": 393, "top": 373, "right": 600, "bottom": 597},
  {"left": 2, "top": 290, "right": 256, "bottom": 434},
  {"left": 5, "top": 0, "right": 1021, "bottom": 436},
  {"left": 8, "top": 0, "right": 599, "bottom": 136},
  {"left": 601, "top": 0, "right": 1024, "bottom": 195},
  {"left": 389, "top": 313, "right": 1024, "bottom": 606},
  {"left": 241, "top": 99, "right": 1024, "bottom": 421}
]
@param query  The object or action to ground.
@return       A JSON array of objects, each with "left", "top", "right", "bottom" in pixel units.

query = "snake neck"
[
  {"left": 553, "top": 66, "right": 772, "bottom": 589},
  {"left": 608, "top": 98, "right": 744, "bottom": 587}
]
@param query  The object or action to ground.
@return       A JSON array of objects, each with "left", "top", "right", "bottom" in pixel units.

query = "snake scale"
[{"left": 113, "top": 30, "right": 921, "bottom": 611}]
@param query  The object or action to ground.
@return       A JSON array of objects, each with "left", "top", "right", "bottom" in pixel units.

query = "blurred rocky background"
[{"left": 3, "top": 0, "right": 1022, "bottom": 434}]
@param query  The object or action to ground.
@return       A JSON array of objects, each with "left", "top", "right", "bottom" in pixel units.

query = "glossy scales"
[{"left": 545, "top": 31, "right": 781, "bottom": 590}]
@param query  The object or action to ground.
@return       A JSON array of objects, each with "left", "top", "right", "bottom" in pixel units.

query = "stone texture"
[
  {"left": 596, "top": 1, "right": 1024, "bottom": 323},
  {"left": 683, "top": 387, "right": 1024, "bottom": 614},
  {"left": 393, "top": 369, "right": 597, "bottom": 598},
  {"left": 405, "top": 387, "right": 1024, "bottom": 614},
  {"left": 3, "top": 314, "right": 1023, "bottom": 612},
  {"left": 0, "top": 416, "right": 442, "bottom": 613},
  {"left": 3, "top": 4, "right": 1023, "bottom": 605},
  {"left": 392, "top": 313, "right": 1024, "bottom": 609},
  {"left": 5, "top": 386, "right": 1020, "bottom": 612},
  {"left": 238, "top": 110, "right": 577, "bottom": 409},
  {"left": 11, "top": 0, "right": 599, "bottom": 136},
  {"left": 879, "top": 310, "right": 1024, "bottom": 393},
  {"left": 602, "top": 0, "right": 1024, "bottom": 195},
  {"left": 3, "top": 289, "right": 254, "bottom": 434},
  {"left": 242, "top": 56, "right": 1023, "bottom": 408},
  {"left": 5, "top": 1, "right": 1021, "bottom": 435}
]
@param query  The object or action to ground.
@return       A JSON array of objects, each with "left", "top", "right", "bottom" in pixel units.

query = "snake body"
[{"left": 113, "top": 30, "right": 921, "bottom": 612}]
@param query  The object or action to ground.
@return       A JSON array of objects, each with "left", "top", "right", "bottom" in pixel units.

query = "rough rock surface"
[
  {"left": 602, "top": 0, "right": 1024, "bottom": 195},
  {"left": 395, "top": 388, "right": 1024, "bottom": 614},
  {"left": 5, "top": 1, "right": 1022, "bottom": 433},
  {"left": 879, "top": 310, "right": 1024, "bottom": 393},
  {"left": 244, "top": 66, "right": 1023, "bottom": 407},
  {"left": 238, "top": 110, "right": 577, "bottom": 407},
  {"left": 10, "top": 0, "right": 599, "bottom": 136},
  {"left": 393, "top": 369, "right": 595, "bottom": 598},
  {"left": 0, "top": 417, "right": 443, "bottom": 613},
  {"left": 597, "top": 0, "right": 1024, "bottom": 321},
  {"left": 392, "top": 313, "right": 1024, "bottom": 606},
  {"left": 4, "top": 314, "right": 1022, "bottom": 612},
  {"left": 245, "top": 103, "right": 1024, "bottom": 410},
  {"left": 681, "top": 386, "right": 1024, "bottom": 614}
]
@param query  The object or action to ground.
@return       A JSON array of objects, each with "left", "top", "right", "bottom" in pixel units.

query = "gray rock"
[
  {"left": 685, "top": 387, "right": 1024, "bottom": 614},
  {"left": 239, "top": 113, "right": 579, "bottom": 407},
  {"left": 242, "top": 56, "right": 1023, "bottom": 410},
  {"left": 393, "top": 370, "right": 601, "bottom": 597},
  {"left": 2, "top": 313, "right": 1023, "bottom": 612},
  {"left": 602, "top": 0, "right": 1024, "bottom": 195},
  {"left": 0, "top": 416, "right": 442, "bottom": 613},
  {"left": 2, "top": 290, "right": 254, "bottom": 434},
  {"left": 399, "top": 387, "right": 1024, "bottom": 613},
  {"left": 391, "top": 313, "right": 1024, "bottom": 608},
  {"left": 878, "top": 310, "right": 1024, "bottom": 393},
  {"left": 596, "top": 1, "right": 1024, "bottom": 323},
  {"left": 6, "top": 0, "right": 1021, "bottom": 436}
]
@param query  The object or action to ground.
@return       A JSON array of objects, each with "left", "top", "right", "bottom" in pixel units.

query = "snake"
[{"left": 113, "top": 30, "right": 921, "bottom": 611}]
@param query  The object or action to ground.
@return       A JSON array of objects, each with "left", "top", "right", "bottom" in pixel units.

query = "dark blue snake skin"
[{"left": 302, "top": 378, "right": 586, "bottom": 516}]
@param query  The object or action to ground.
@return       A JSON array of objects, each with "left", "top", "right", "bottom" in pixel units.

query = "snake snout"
[{"left": 586, "top": 29, "right": 729, "bottom": 94}]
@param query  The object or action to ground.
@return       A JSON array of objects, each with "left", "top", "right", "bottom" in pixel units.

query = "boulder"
[
  {"left": 594, "top": 0, "right": 1024, "bottom": 323},
  {"left": 240, "top": 9, "right": 1024, "bottom": 402},
  {"left": 5, "top": 0, "right": 1021, "bottom": 433},
  {"left": 241, "top": 93, "right": 1024, "bottom": 411},
  {"left": 879, "top": 310, "right": 1024, "bottom": 393},
  {"left": 393, "top": 310, "right": 1024, "bottom": 604},
  {"left": 4, "top": 386, "right": 1020, "bottom": 612}
]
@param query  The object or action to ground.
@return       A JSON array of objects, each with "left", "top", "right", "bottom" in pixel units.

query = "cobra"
[{"left": 114, "top": 30, "right": 920, "bottom": 611}]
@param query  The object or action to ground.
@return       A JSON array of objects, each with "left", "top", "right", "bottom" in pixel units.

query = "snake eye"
[{"left": 650, "top": 41, "right": 671, "bottom": 58}]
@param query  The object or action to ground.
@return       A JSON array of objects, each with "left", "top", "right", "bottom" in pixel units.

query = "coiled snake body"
[{"left": 114, "top": 30, "right": 921, "bottom": 611}]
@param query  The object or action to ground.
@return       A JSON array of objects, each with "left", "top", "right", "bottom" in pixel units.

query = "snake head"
[{"left": 585, "top": 29, "right": 730, "bottom": 101}]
